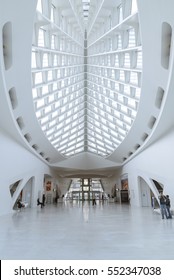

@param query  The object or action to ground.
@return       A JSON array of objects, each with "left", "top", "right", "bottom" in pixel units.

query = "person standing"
[
  {"left": 151, "top": 196, "right": 155, "bottom": 209},
  {"left": 101, "top": 193, "right": 104, "bottom": 204},
  {"left": 42, "top": 194, "right": 46, "bottom": 207},
  {"left": 165, "top": 195, "right": 172, "bottom": 219},
  {"left": 92, "top": 193, "right": 96, "bottom": 205},
  {"left": 159, "top": 192, "right": 168, "bottom": 219}
]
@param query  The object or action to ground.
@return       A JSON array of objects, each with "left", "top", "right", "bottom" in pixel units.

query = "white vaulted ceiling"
[
  {"left": 31, "top": 0, "right": 142, "bottom": 159},
  {"left": 1, "top": 0, "right": 173, "bottom": 178}
]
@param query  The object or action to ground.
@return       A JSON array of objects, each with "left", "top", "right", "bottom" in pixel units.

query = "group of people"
[{"left": 159, "top": 193, "right": 172, "bottom": 219}]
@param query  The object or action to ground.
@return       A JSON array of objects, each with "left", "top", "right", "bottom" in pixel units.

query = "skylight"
[
  {"left": 82, "top": 0, "right": 90, "bottom": 22},
  {"left": 32, "top": 0, "right": 142, "bottom": 158}
]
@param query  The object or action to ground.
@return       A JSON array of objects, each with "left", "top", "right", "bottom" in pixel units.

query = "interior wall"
[
  {"left": 57, "top": 178, "right": 72, "bottom": 196},
  {"left": 0, "top": 130, "right": 52, "bottom": 215},
  {"left": 101, "top": 170, "right": 121, "bottom": 196},
  {"left": 122, "top": 128, "right": 174, "bottom": 208},
  {"left": 118, "top": 0, "right": 174, "bottom": 209},
  {"left": 43, "top": 176, "right": 71, "bottom": 203}
]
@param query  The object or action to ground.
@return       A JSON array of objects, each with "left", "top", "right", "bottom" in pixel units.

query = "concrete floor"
[{"left": 0, "top": 201, "right": 173, "bottom": 260}]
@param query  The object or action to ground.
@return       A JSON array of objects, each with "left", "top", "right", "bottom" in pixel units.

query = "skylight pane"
[
  {"left": 32, "top": 52, "right": 37, "bottom": 68},
  {"left": 124, "top": 53, "right": 130, "bottom": 67},
  {"left": 43, "top": 53, "right": 48, "bottom": 67},
  {"left": 131, "top": 0, "right": 138, "bottom": 14},
  {"left": 130, "top": 72, "right": 138, "bottom": 84},
  {"left": 42, "top": 85, "right": 48, "bottom": 95},
  {"left": 137, "top": 51, "right": 142, "bottom": 68},
  {"left": 118, "top": 5, "right": 123, "bottom": 23},
  {"left": 37, "top": 99, "right": 44, "bottom": 108},
  {"left": 128, "top": 28, "right": 136, "bottom": 47},
  {"left": 38, "top": 29, "right": 45, "bottom": 47},
  {"left": 35, "top": 72, "right": 42, "bottom": 84},
  {"left": 36, "top": 0, "right": 42, "bottom": 13},
  {"left": 32, "top": 88, "right": 37, "bottom": 99},
  {"left": 47, "top": 71, "right": 53, "bottom": 81},
  {"left": 51, "top": 5, "right": 55, "bottom": 22}
]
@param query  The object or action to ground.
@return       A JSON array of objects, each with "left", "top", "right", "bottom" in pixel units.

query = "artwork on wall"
[
  {"left": 121, "top": 178, "right": 128, "bottom": 190},
  {"left": 46, "top": 180, "right": 52, "bottom": 191},
  {"left": 120, "top": 175, "right": 129, "bottom": 203}
]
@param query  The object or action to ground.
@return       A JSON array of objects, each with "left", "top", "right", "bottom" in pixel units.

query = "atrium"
[{"left": 0, "top": 0, "right": 174, "bottom": 260}]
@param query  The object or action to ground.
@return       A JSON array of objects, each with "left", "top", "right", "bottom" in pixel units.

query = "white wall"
[
  {"left": 0, "top": 130, "right": 53, "bottom": 215},
  {"left": 116, "top": 0, "right": 174, "bottom": 209},
  {"left": 43, "top": 176, "right": 71, "bottom": 202},
  {"left": 0, "top": 0, "right": 64, "bottom": 216},
  {"left": 122, "top": 128, "right": 174, "bottom": 208},
  {"left": 101, "top": 170, "right": 122, "bottom": 197}
]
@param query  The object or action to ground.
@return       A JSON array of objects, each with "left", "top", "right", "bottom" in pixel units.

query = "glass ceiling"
[
  {"left": 32, "top": 0, "right": 141, "bottom": 158},
  {"left": 82, "top": 0, "right": 90, "bottom": 23}
]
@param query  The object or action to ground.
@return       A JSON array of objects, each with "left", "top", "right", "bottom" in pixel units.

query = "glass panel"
[
  {"left": 32, "top": 52, "right": 37, "bottom": 68},
  {"left": 43, "top": 53, "right": 48, "bottom": 67},
  {"left": 137, "top": 51, "right": 142, "bottom": 68},
  {"left": 36, "top": 0, "right": 42, "bottom": 13},
  {"left": 51, "top": 5, "right": 55, "bottom": 22},
  {"left": 35, "top": 72, "right": 42, "bottom": 84},
  {"left": 124, "top": 53, "right": 130, "bottom": 67},
  {"left": 131, "top": 0, "right": 138, "bottom": 14},
  {"left": 38, "top": 29, "right": 45, "bottom": 47},
  {"left": 118, "top": 5, "right": 123, "bottom": 23},
  {"left": 128, "top": 28, "right": 136, "bottom": 47},
  {"left": 130, "top": 72, "right": 138, "bottom": 84}
]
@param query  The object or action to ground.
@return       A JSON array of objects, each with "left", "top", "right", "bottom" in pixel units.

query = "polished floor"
[{"left": 0, "top": 201, "right": 174, "bottom": 260}]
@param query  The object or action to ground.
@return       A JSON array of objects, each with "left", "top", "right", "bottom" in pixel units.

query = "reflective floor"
[{"left": 0, "top": 201, "right": 174, "bottom": 260}]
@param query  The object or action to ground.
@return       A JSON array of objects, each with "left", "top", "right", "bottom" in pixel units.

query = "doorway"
[
  {"left": 120, "top": 190, "right": 129, "bottom": 203},
  {"left": 121, "top": 176, "right": 129, "bottom": 203}
]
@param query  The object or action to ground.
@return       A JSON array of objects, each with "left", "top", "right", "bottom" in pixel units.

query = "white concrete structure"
[{"left": 0, "top": 0, "right": 174, "bottom": 217}]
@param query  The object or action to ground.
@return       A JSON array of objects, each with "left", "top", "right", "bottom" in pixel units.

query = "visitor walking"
[{"left": 37, "top": 198, "right": 44, "bottom": 208}]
